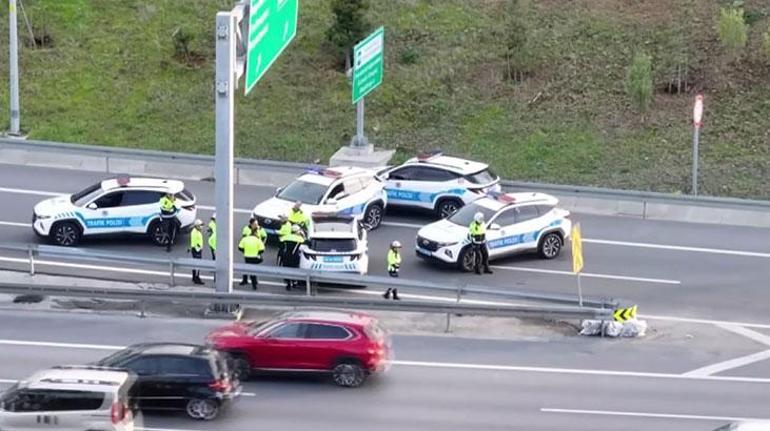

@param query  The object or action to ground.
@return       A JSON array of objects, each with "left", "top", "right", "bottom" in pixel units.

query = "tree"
[
  {"left": 625, "top": 52, "right": 653, "bottom": 114},
  {"left": 502, "top": 0, "right": 534, "bottom": 82},
  {"left": 326, "top": 0, "right": 371, "bottom": 71},
  {"left": 763, "top": 30, "right": 770, "bottom": 63},
  {"left": 717, "top": 7, "right": 748, "bottom": 60}
]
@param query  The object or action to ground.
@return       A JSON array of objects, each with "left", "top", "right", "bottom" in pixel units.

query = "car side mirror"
[
  {"left": 489, "top": 223, "right": 501, "bottom": 230},
  {"left": 87, "top": 203, "right": 97, "bottom": 210},
  {"left": 275, "top": 187, "right": 283, "bottom": 196},
  {"left": 326, "top": 198, "right": 338, "bottom": 206}
]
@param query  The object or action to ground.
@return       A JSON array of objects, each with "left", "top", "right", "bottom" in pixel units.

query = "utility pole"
[
  {"left": 691, "top": 94, "right": 704, "bottom": 195},
  {"left": 8, "top": 0, "right": 22, "bottom": 136}
]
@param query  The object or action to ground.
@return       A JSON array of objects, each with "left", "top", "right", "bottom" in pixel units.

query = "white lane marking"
[
  {"left": 0, "top": 187, "right": 63, "bottom": 197},
  {"left": 716, "top": 323, "right": 770, "bottom": 347},
  {"left": 3, "top": 338, "right": 770, "bottom": 385},
  {"left": 0, "top": 378, "right": 17, "bottom": 384},
  {"left": 381, "top": 221, "right": 422, "bottom": 228},
  {"left": 491, "top": 265, "right": 681, "bottom": 285},
  {"left": 683, "top": 349, "right": 770, "bottom": 377},
  {"left": 584, "top": 238, "right": 770, "bottom": 259},
  {"left": 642, "top": 314, "right": 770, "bottom": 331},
  {"left": 540, "top": 408, "right": 768, "bottom": 422},
  {"left": 392, "top": 360, "right": 770, "bottom": 384},
  {"left": 0, "top": 221, "right": 29, "bottom": 228},
  {"left": 197, "top": 204, "right": 251, "bottom": 214}
]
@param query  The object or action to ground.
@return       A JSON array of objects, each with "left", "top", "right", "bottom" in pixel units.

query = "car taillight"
[
  {"left": 209, "top": 378, "right": 232, "bottom": 393},
  {"left": 111, "top": 402, "right": 128, "bottom": 424}
]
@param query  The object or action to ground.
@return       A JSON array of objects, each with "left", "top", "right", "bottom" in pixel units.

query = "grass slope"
[{"left": 1, "top": 0, "right": 769, "bottom": 198}]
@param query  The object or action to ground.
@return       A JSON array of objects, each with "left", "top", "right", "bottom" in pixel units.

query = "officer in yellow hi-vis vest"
[
  {"left": 288, "top": 201, "right": 309, "bottom": 233},
  {"left": 469, "top": 212, "right": 493, "bottom": 275},
  {"left": 238, "top": 230, "right": 265, "bottom": 291},
  {"left": 188, "top": 219, "right": 205, "bottom": 285},
  {"left": 207, "top": 213, "right": 216, "bottom": 259},
  {"left": 159, "top": 192, "right": 178, "bottom": 252},
  {"left": 383, "top": 241, "right": 402, "bottom": 300}
]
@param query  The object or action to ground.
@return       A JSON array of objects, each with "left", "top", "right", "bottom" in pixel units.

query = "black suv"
[{"left": 93, "top": 343, "right": 240, "bottom": 420}]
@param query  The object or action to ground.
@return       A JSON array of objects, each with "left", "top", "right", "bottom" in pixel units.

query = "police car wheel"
[
  {"left": 148, "top": 220, "right": 171, "bottom": 246},
  {"left": 436, "top": 199, "right": 462, "bottom": 219},
  {"left": 538, "top": 232, "right": 562, "bottom": 259},
  {"left": 51, "top": 221, "right": 81, "bottom": 247},
  {"left": 363, "top": 203, "right": 383, "bottom": 230},
  {"left": 458, "top": 247, "right": 476, "bottom": 272}
]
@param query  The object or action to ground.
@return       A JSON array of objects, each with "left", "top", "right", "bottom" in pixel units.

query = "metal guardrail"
[
  {"left": 0, "top": 282, "right": 611, "bottom": 321},
  {"left": 3, "top": 137, "right": 769, "bottom": 209},
  {"left": 0, "top": 242, "right": 618, "bottom": 309}
]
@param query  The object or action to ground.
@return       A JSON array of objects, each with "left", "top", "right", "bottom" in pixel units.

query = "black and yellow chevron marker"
[{"left": 613, "top": 305, "right": 638, "bottom": 322}]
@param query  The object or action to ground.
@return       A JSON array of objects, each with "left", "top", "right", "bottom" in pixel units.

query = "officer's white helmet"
[
  {"left": 474, "top": 212, "right": 485, "bottom": 223},
  {"left": 291, "top": 224, "right": 301, "bottom": 233},
  {"left": 211, "top": 212, "right": 216, "bottom": 219},
  {"left": 391, "top": 241, "right": 402, "bottom": 248},
  {"left": 194, "top": 219, "right": 203, "bottom": 227}
]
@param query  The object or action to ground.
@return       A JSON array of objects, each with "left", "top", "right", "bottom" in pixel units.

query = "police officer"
[
  {"left": 241, "top": 218, "right": 255, "bottom": 239},
  {"left": 383, "top": 241, "right": 402, "bottom": 300},
  {"left": 469, "top": 212, "right": 493, "bottom": 275},
  {"left": 288, "top": 201, "right": 309, "bottom": 234},
  {"left": 207, "top": 213, "right": 216, "bottom": 260},
  {"left": 158, "top": 192, "right": 178, "bottom": 252},
  {"left": 276, "top": 214, "right": 292, "bottom": 266},
  {"left": 238, "top": 230, "right": 265, "bottom": 290},
  {"left": 280, "top": 224, "right": 305, "bottom": 290},
  {"left": 188, "top": 219, "right": 205, "bottom": 285}
]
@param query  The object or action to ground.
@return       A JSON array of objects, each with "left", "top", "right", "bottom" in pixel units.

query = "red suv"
[{"left": 206, "top": 309, "right": 392, "bottom": 388}]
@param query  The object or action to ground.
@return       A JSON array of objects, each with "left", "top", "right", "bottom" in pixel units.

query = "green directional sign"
[
  {"left": 245, "top": 0, "right": 298, "bottom": 95},
  {"left": 352, "top": 27, "right": 384, "bottom": 104}
]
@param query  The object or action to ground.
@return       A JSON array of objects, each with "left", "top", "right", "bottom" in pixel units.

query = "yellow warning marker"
[{"left": 613, "top": 305, "right": 638, "bottom": 322}]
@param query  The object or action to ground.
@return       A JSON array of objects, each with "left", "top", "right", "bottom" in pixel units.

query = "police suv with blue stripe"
[
  {"left": 252, "top": 166, "right": 387, "bottom": 235},
  {"left": 299, "top": 215, "right": 369, "bottom": 275},
  {"left": 377, "top": 151, "right": 501, "bottom": 218},
  {"left": 32, "top": 176, "right": 197, "bottom": 247},
  {"left": 415, "top": 192, "right": 571, "bottom": 271}
]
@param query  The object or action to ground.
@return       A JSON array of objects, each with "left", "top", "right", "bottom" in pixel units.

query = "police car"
[
  {"left": 299, "top": 215, "right": 369, "bottom": 275},
  {"left": 415, "top": 192, "right": 571, "bottom": 271},
  {"left": 377, "top": 151, "right": 501, "bottom": 218},
  {"left": 32, "top": 176, "right": 197, "bottom": 247},
  {"left": 252, "top": 166, "right": 387, "bottom": 235}
]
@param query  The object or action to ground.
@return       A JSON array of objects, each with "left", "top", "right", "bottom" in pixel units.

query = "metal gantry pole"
[
  {"left": 214, "top": 11, "right": 236, "bottom": 294},
  {"left": 353, "top": 98, "right": 367, "bottom": 147},
  {"left": 8, "top": 0, "right": 21, "bottom": 135},
  {"left": 692, "top": 126, "right": 700, "bottom": 196}
]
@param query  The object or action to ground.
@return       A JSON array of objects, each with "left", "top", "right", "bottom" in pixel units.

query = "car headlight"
[
  {"left": 436, "top": 241, "right": 458, "bottom": 247},
  {"left": 35, "top": 214, "right": 51, "bottom": 220}
]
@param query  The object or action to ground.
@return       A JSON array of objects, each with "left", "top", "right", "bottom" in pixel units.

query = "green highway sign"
[
  {"left": 352, "top": 26, "right": 384, "bottom": 104},
  {"left": 245, "top": 0, "right": 298, "bottom": 95}
]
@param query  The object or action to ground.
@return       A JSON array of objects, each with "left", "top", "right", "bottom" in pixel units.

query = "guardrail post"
[
  {"left": 138, "top": 300, "right": 146, "bottom": 318},
  {"left": 169, "top": 262, "right": 176, "bottom": 286},
  {"left": 305, "top": 273, "right": 312, "bottom": 296},
  {"left": 28, "top": 247, "right": 35, "bottom": 276}
]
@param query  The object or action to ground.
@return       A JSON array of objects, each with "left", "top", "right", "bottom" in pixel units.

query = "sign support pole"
[
  {"left": 353, "top": 98, "right": 367, "bottom": 147},
  {"left": 8, "top": 0, "right": 21, "bottom": 136},
  {"left": 214, "top": 11, "right": 236, "bottom": 295},
  {"left": 576, "top": 272, "right": 583, "bottom": 307},
  {"left": 691, "top": 125, "right": 700, "bottom": 196}
]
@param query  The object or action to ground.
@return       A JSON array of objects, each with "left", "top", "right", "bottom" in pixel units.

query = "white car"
[
  {"left": 253, "top": 166, "right": 387, "bottom": 235},
  {"left": 378, "top": 151, "right": 501, "bottom": 218},
  {"left": 415, "top": 192, "right": 571, "bottom": 271},
  {"left": 299, "top": 215, "right": 369, "bottom": 275},
  {"left": 32, "top": 176, "right": 197, "bottom": 246},
  {"left": 0, "top": 365, "right": 138, "bottom": 431},
  {"left": 714, "top": 422, "right": 770, "bottom": 431}
]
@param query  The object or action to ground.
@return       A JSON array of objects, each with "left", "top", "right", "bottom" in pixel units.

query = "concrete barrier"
[{"left": 3, "top": 137, "right": 770, "bottom": 228}]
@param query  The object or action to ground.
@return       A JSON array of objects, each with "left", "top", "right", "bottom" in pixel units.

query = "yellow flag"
[{"left": 571, "top": 223, "right": 583, "bottom": 273}]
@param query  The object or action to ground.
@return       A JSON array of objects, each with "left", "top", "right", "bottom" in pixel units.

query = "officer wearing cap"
[
  {"left": 188, "top": 219, "right": 205, "bottom": 285},
  {"left": 280, "top": 224, "right": 306, "bottom": 290},
  {"left": 383, "top": 241, "right": 402, "bottom": 300},
  {"left": 288, "top": 201, "right": 309, "bottom": 234},
  {"left": 469, "top": 212, "right": 493, "bottom": 275},
  {"left": 208, "top": 213, "right": 216, "bottom": 260}
]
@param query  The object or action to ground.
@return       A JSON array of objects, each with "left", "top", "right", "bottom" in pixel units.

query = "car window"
[
  {"left": 536, "top": 205, "right": 554, "bottom": 216},
  {"left": 419, "top": 167, "right": 459, "bottom": 182},
  {"left": 388, "top": 166, "right": 417, "bottom": 181},
  {"left": 121, "top": 190, "right": 162, "bottom": 207},
  {"left": 306, "top": 324, "right": 350, "bottom": 340},
  {"left": 277, "top": 180, "right": 328, "bottom": 205},
  {"left": 158, "top": 357, "right": 212, "bottom": 377},
  {"left": 310, "top": 238, "right": 357, "bottom": 252},
  {"left": 514, "top": 205, "right": 540, "bottom": 223},
  {"left": 492, "top": 208, "right": 517, "bottom": 227},
  {"left": 343, "top": 178, "right": 364, "bottom": 195},
  {"left": 93, "top": 191, "right": 123, "bottom": 208},
  {"left": 358, "top": 175, "right": 374, "bottom": 188},
  {"left": 464, "top": 168, "right": 497, "bottom": 185},
  {"left": 327, "top": 184, "right": 345, "bottom": 201},
  {"left": 448, "top": 202, "right": 497, "bottom": 226},
  {"left": 267, "top": 322, "right": 306, "bottom": 339},
  {"left": 0, "top": 389, "right": 103, "bottom": 412},
  {"left": 124, "top": 357, "right": 160, "bottom": 375},
  {"left": 71, "top": 183, "right": 103, "bottom": 206},
  {"left": 176, "top": 188, "right": 194, "bottom": 201}
]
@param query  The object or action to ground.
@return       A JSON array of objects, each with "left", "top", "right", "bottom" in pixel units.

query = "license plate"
[
  {"left": 416, "top": 248, "right": 431, "bottom": 256},
  {"left": 323, "top": 256, "right": 344, "bottom": 263}
]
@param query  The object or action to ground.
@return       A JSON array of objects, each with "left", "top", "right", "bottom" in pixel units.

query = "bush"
[
  {"left": 326, "top": 0, "right": 371, "bottom": 70},
  {"left": 399, "top": 46, "right": 420, "bottom": 65},
  {"left": 625, "top": 52, "right": 653, "bottom": 114},
  {"left": 172, "top": 27, "right": 194, "bottom": 61},
  {"left": 717, "top": 8, "right": 748, "bottom": 60}
]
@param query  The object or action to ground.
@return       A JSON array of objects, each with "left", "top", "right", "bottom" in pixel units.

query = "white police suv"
[
  {"left": 32, "top": 176, "right": 197, "bottom": 247},
  {"left": 415, "top": 192, "right": 571, "bottom": 271},
  {"left": 252, "top": 166, "right": 387, "bottom": 235},
  {"left": 378, "top": 151, "right": 501, "bottom": 218},
  {"left": 299, "top": 215, "right": 369, "bottom": 275}
]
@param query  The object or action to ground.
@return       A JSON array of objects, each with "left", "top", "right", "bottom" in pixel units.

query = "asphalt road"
[
  {"left": 2, "top": 163, "right": 770, "bottom": 324},
  {"left": 0, "top": 309, "right": 768, "bottom": 431}
]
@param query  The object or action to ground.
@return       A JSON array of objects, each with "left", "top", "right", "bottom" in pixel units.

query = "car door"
[
  {"left": 303, "top": 323, "right": 354, "bottom": 369},
  {"left": 157, "top": 357, "right": 212, "bottom": 409},
  {"left": 383, "top": 166, "right": 422, "bottom": 208},
  {"left": 335, "top": 177, "right": 367, "bottom": 216},
  {"left": 120, "top": 356, "right": 171, "bottom": 410},
  {"left": 485, "top": 208, "right": 519, "bottom": 258},
  {"left": 488, "top": 205, "right": 543, "bottom": 257},
  {"left": 79, "top": 191, "right": 125, "bottom": 234},
  {"left": 254, "top": 322, "right": 309, "bottom": 369},
  {"left": 118, "top": 190, "right": 164, "bottom": 233},
  {"left": 0, "top": 388, "right": 55, "bottom": 430}
]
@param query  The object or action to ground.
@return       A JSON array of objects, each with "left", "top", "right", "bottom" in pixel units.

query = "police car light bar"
[
  {"left": 116, "top": 175, "right": 131, "bottom": 187},
  {"left": 417, "top": 149, "right": 443, "bottom": 161},
  {"left": 322, "top": 169, "right": 343, "bottom": 178},
  {"left": 487, "top": 190, "right": 516, "bottom": 203}
]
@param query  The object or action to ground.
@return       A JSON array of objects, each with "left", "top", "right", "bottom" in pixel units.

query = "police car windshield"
[
  {"left": 465, "top": 168, "right": 497, "bottom": 185},
  {"left": 448, "top": 203, "right": 496, "bottom": 226},
  {"left": 71, "top": 183, "right": 103, "bottom": 206},
  {"left": 277, "top": 180, "right": 328, "bottom": 205}
]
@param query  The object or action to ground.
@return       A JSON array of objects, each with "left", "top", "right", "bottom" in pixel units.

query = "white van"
[{"left": 0, "top": 366, "right": 138, "bottom": 431}]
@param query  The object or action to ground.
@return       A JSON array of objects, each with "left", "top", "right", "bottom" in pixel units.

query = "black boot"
[
  {"left": 392, "top": 289, "right": 400, "bottom": 300},
  {"left": 383, "top": 289, "right": 391, "bottom": 299},
  {"left": 484, "top": 267, "right": 493, "bottom": 274},
  {"left": 239, "top": 275, "right": 248, "bottom": 286}
]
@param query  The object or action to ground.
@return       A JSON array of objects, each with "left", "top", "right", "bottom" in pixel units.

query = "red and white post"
[{"left": 692, "top": 94, "right": 704, "bottom": 195}]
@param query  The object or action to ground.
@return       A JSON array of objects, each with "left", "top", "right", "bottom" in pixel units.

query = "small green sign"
[
  {"left": 352, "top": 27, "right": 384, "bottom": 104},
  {"left": 245, "top": 0, "right": 298, "bottom": 95}
]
